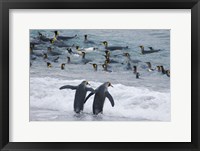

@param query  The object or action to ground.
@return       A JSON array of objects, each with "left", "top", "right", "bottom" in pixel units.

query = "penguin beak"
[{"left": 109, "top": 83, "right": 113, "bottom": 87}]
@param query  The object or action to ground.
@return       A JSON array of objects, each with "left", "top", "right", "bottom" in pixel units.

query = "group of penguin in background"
[
  {"left": 30, "top": 30, "right": 170, "bottom": 115},
  {"left": 30, "top": 30, "right": 170, "bottom": 78}
]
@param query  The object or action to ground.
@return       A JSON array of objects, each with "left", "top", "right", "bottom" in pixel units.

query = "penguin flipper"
[
  {"left": 84, "top": 92, "right": 95, "bottom": 104},
  {"left": 59, "top": 85, "right": 77, "bottom": 90},
  {"left": 105, "top": 91, "right": 114, "bottom": 107},
  {"left": 86, "top": 87, "right": 95, "bottom": 92}
]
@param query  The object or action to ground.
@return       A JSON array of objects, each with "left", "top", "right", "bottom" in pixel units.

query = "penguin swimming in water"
[
  {"left": 156, "top": 66, "right": 161, "bottom": 72},
  {"left": 123, "top": 53, "right": 141, "bottom": 64},
  {"left": 84, "top": 34, "right": 95, "bottom": 44},
  {"left": 54, "top": 31, "right": 77, "bottom": 41},
  {"left": 133, "top": 65, "right": 137, "bottom": 74},
  {"left": 160, "top": 66, "right": 167, "bottom": 74},
  {"left": 125, "top": 61, "right": 132, "bottom": 70},
  {"left": 50, "top": 38, "right": 72, "bottom": 48},
  {"left": 160, "top": 66, "right": 170, "bottom": 77},
  {"left": 38, "top": 32, "right": 51, "bottom": 42},
  {"left": 105, "top": 50, "right": 110, "bottom": 58},
  {"left": 139, "top": 45, "right": 160, "bottom": 54},
  {"left": 66, "top": 48, "right": 73, "bottom": 55},
  {"left": 81, "top": 52, "right": 92, "bottom": 64},
  {"left": 61, "top": 63, "right": 65, "bottom": 70},
  {"left": 76, "top": 46, "right": 97, "bottom": 53},
  {"left": 166, "top": 70, "right": 170, "bottom": 77},
  {"left": 60, "top": 81, "right": 94, "bottom": 113},
  {"left": 102, "top": 41, "right": 128, "bottom": 51},
  {"left": 102, "top": 63, "right": 112, "bottom": 72},
  {"left": 104, "top": 55, "right": 119, "bottom": 64},
  {"left": 84, "top": 82, "right": 115, "bottom": 115},
  {"left": 149, "top": 47, "right": 161, "bottom": 52},
  {"left": 47, "top": 62, "right": 52, "bottom": 68},
  {"left": 43, "top": 53, "right": 59, "bottom": 63},
  {"left": 145, "top": 62, "right": 154, "bottom": 72},
  {"left": 91, "top": 63, "right": 98, "bottom": 71},
  {"left": 136, "top": 72, "right": 140, "bottom": 79}
]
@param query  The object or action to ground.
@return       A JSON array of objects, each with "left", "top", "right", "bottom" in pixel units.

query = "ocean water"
[{"left": 30, "top": 29, "right": 170, "bottom": 121}]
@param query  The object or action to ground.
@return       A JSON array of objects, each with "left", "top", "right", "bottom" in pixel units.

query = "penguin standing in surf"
[
  {"left": 84, "top": 82, "right": 115, "bottom": 115},
  {"left": 60, "top": 81, "right": 94, "bottom": 113}
]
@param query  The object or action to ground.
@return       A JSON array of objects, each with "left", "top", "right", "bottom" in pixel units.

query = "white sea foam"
[{"left": 30, "top": 77, "right": 170, "bottom": 121}]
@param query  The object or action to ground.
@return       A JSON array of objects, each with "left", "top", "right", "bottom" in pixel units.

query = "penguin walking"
[
  {"left": 160, "top": 66, "right": 170, "bottom": 77},
  {"left": 60, "top": 81, "right": 94, "bottom": 113},
  {"left": 84, "top": 82, "right": 115, "bottom": 115}
]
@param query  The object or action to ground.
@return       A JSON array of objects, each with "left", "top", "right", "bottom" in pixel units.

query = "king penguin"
[
  {"left": 60, "top": 81, "right": 94, "bottom": 113},
  {"left": 84, "top": 82, "right": 114, "bottom": 115}
]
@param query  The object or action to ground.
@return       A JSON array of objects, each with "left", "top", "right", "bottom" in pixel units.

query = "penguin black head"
[
  {"left": 82, "top": 52, "right": 86, "bottom": 58},
  {"left": 82, "top": 80, "right": 90, "bottom": 85},
  {"left": 102, "top": 64, "right": 107, "bottom": 69},
  {"left": 54, "top": 31, "right": 59, "bottom": 36},
  {"left": 157, "top": 66, "right": 161, "bottom": 72},
  {"left": 67, "top": 48, "right": 72, "bottom": 54},
  {"left": 166, "top": 70, "right": 170, "bottom": 77},
  {"left": 84, "top": 34, "right": 87, "bottom": 40},
  {"left": 139, "top": 45, "right": 144, "bottom": 50},
  {"left": 123, "top": 53, "right": 130, "bottom": 57},
  {"left": 76, "top": 46, "right": 80, "bottom": 50},
  {"left": 136, "top": 72, "right": 140, "bottom": 79},
  {"left": 145, "top": 62, "right": 151, "bottom": 68},
  {"left": 107, "top": 82, "right": 113, "bottom": 87},
  {"left": 160, "top": 66, "right": 166, "bottom": 74},
  {"left": 102, "top": 41, "right": 108, "bottom": 46},
  {"left": 149, "top": 47, "right": 153, "bottom": 50},
  {"left": 160, "top": 65, "right": 164, "bottom": 70},
  {"left": 61, "top": 63, "right": 65, "bottom": 70},
  {"left": 47, "top": 62, "right": 52, "bottom": 68},
  {"left": 38, "top": 32, "right": 43, "bottom": 37},
  {"left": 105, "top": 59, "right": 110, "bottom": 64},
  {"left": 92, "top": 64, "right": 97, "bottom": 71},
  {"left": 105, "top": 50, "right": 110, "bottom": 55},
  {"left": 133, "top": 65, "right": 137, "bottom": 74},
  {"left": 139, "top": 45, "right": 144, "bottom": 48}
]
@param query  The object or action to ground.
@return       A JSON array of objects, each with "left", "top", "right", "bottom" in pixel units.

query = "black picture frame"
[{"left": 0, "top": 0, "right": 200, "bottom": 151}]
